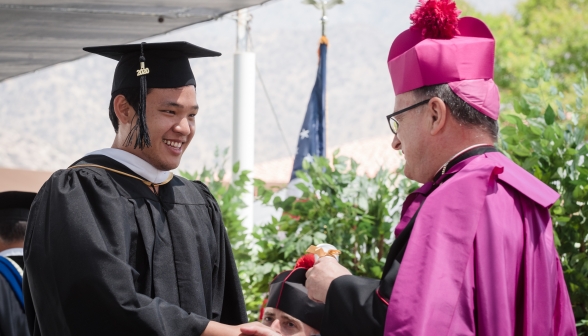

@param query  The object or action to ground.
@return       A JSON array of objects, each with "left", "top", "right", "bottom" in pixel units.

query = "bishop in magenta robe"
[{"left": 304, "top": 1, "right": 577, "bottom": 335}]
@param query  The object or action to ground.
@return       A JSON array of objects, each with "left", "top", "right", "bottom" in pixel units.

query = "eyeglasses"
[{"left": 386, "top": 99, "right": 430, "bottom": 135}]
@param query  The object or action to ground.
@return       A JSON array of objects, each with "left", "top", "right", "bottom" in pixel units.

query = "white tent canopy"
[{"left": 0, "top": 0, "right": 271, "bottom": 82}]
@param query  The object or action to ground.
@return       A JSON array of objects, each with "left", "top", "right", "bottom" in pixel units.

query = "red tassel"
[
  {"left": 295, "top": 254, "right": 316, "bottom": 270},
  {"left": 410, "top": 0, "right": 461, "bottom": 39},
  {"left": 259, "top": 298, "right": 268, "bottom": 321}
]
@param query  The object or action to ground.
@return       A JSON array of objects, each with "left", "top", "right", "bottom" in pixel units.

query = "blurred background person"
[{"left": 0, "top": 191, "right": 35, "bottom": 336}]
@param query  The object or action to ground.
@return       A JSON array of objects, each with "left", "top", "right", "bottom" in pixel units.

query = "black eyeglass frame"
[{"left": 386, "top": 99, "right": 431, "bottom": 135}]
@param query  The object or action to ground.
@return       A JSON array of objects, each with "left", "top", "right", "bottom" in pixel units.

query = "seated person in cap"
[
  {"left": 24, "top": 42, "right": 254, "bottom": 335},
  {"left": 242, "top": 254, "right": 325, "bottom": 336},
  {"left": 261, "top": 254, "right": 322, "bottom": 336},
  {"left": 0, "top": 191, "right": 35, "bottom": 336},
  {"left": 261, "top": 308, "right": 319, "bottom": 336}
]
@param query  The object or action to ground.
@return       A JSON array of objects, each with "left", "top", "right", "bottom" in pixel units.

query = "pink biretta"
[{"left": 387, "top": 5, "right": 500, "bottom": 119}]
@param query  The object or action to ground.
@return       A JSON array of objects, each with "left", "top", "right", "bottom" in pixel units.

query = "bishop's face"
[
  {"left": 391, "top": 92, "right": 430, "bottom": 183},
  {"left": 130, "top": 86, "right": 197, "bottom": 171}
]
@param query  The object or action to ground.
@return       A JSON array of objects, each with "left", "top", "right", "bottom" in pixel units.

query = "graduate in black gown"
[
  {"left": 23, "top": 42, "right": 251, "bottom": 336},
  {"left": 0, "top": 191, "right": 35, "bottom": 336}
]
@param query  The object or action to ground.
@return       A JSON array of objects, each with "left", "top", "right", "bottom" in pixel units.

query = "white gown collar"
[
  {"left": 85, "top": 148, "right": 172, "bottom": 184},
  {"left": 0, "top": 248, "right": 23, "bottom": 258}
]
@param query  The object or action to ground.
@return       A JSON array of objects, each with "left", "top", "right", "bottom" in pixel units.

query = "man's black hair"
[
  {"left": 108, "top": 88, "right": 141, "bottom": 133},
  {"left": 413, "top": 84, "right": 499, "bottom": 141},
  {"left": 0, "top": 220, "right": 27, "bottom": 243}
]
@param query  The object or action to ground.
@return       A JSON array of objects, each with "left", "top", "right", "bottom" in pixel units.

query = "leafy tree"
[{"left": 459, "top": 0, "right": 588, "bottom": 117}]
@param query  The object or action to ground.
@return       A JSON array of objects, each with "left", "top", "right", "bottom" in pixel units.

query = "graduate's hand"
[
  {"left": 201, "top": 321, "right": 242, "bottom": 336},
  {"left": 239, "top": 322, "right": 280, "bottom": 336},
  {"left": 305, "top": 256, "right": 351, "bottom": 303}
]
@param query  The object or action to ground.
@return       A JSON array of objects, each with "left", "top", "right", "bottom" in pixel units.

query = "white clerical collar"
[
  {"left": 0, "top": 248, "right": 23, "bottom": 258},
  {"left": 434, "top": 144, "right": 490, "bottom": 178},
  {"left": 86, "top": 148, "right": 172, "bottom": 184}
]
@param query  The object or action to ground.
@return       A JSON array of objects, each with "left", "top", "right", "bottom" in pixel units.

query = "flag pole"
[
  {"left": 303, "top": 0, "right": 344, "bottom": 157},
  {"left": 321, "top": 8, "right": 328, "bottom": 154}
]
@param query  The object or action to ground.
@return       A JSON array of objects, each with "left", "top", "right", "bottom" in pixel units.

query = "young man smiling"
[{"left": 23, "top": 42, "right": 256, "bottom": 335}]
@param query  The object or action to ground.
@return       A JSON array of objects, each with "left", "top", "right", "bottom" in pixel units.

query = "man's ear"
[
  {"left": 428, "top": 97, "right": 448, "bottom": 136},
  {"left": 113, "top": 95, "right": 135, "bottom": 125}
]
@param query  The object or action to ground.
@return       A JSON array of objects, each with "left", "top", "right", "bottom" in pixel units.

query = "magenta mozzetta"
[{"left": 384, "top": 151, "right": 576, "bottom": 335}]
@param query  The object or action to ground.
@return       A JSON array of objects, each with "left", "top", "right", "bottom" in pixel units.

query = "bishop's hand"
[{"left": 305, "top": 256, "right": 351, "bottom": 303}]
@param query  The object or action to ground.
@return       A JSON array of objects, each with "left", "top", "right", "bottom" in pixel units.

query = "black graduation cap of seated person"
[
  {"left": 0, "top": 191, "right": 36, "bottom": 225},
  {"left": 83, "top": 42, "right": 221, "bottom": 149},
  {"left": 266, "top": 268, "right": 324, "bottom": 331}
]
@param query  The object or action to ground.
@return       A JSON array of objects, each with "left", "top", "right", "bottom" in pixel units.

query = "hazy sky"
[{"left": 0, "top": 0, "right": 518, "bottom": 172}]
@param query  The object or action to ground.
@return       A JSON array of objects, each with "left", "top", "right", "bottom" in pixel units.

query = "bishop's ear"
[
  {"left": 428, "top": 97, "right": 448, "bottom": 136},
  {"left": 112, "top": 94, "right": 135, "bottom": 125}
]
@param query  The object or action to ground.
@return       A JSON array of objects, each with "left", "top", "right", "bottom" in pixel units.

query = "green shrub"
[{"left": 239, "top": 155, "right": 417, "bottom": 319}]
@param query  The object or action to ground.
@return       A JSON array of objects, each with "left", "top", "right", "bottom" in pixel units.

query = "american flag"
[{"left": 290, "top": 40, "right": 328, "bottom": 181}]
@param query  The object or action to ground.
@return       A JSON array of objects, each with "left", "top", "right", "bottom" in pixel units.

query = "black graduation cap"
[
  {"left": 0, "top": 191, "right": 36, "bottom": 225},
  {"left": 266, "top": 268, "right": 324, "bottom": 330},
  {"left": 83, "top": 42, "right": 221, "bottom": 149}
]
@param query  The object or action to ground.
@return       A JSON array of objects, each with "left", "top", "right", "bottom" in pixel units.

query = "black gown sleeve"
[
  {"left": 0, "top": 276, "right": 29, "bottom": 336},
  {"left": 193, "top": 181, "right": 247, "bottom": 325},
  {"left": 24, "top": 168, "right": 211, "bottom": 336},
  {"left": 320, "top": 275, "right": 387, "bottom": 336}
]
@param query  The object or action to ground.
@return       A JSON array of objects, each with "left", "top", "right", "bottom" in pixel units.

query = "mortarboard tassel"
[{"left": 125, "top": 42, "right": 151, "bottom": 149}]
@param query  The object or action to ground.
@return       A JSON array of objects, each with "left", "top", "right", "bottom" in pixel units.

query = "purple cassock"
[{"left": 384, "top": 150, "right": 576, "bottom": 335}]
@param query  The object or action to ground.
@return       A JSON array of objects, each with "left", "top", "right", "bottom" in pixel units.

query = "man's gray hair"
[{"left": 413, "top": 84, "right": 499, "bottom": 141}]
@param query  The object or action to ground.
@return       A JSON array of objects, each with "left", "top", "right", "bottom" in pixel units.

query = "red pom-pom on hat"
[
  {"left": 295, "top": 254, "right": 315, "bottom": 270},
  {"left": 410, "top": 0, "right": 461, "bottom": 39}
]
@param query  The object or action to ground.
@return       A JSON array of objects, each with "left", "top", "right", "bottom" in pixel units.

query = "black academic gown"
[
  {"left": 23, "top": 155, "right": 247, "bottom": 336},
  {"left": 0, "top": 256, "right": 29, "bottom": 336},
  {"left": 320, "top": 146, "right": 498, "bottom": 336}
]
